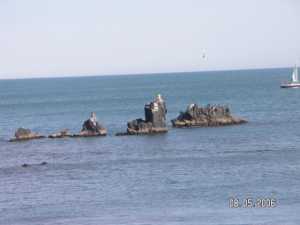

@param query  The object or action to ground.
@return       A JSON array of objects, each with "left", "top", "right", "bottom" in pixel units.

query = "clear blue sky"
[{"left": 0, "top": 0, "right": 299, "bottom": 79}]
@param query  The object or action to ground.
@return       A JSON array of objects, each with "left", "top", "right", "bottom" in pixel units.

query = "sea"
[{"left": 0, "top": 68, "right": 299, "bottom": 225}]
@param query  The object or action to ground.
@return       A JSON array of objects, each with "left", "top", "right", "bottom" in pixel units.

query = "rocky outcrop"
[
  {"left": 22, "top": 162, "right": 48, "bottom": 168},
  {"left": 72, "top": 112, "right": 107, "bottom": 137},
  {"left": 125, "top": 119, "right": 168, "bottom": 135},
  {"left": 9, "top": 113, "right": 107, "bottom": 142},
  {"left": 171, "top": 104, "right": 247, "bottom": 128},
  {"left": 48, "top": 129, "right": 72, "bottom": 138},
  {"left": 116, "top": 94, "right": 168, "bottom": 136},
  {"left": 9, "top": 128, "right": 45, "bottom": 142}
]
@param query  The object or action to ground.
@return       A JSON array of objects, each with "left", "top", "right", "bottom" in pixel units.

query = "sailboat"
[{"left": 280, "top": 65, "right": 300, "bottom": 88}]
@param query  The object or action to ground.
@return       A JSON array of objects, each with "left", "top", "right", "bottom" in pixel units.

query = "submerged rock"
[
  {"left": 21, "top": 162, "right": 48, "bottom": 168},
  {"left": 9, "top": 128, "right": 45, "bottom": 142},
  {"left": 171, "top": 104, "right": 247, "bottom": 128},
  {"left": 48, "top": 129, "right": 72, "bottom": 138},
  {"left": 72, "top": 112, "right": 107, "bottom": 137},
  {"left": 116, "top": 94, "right": 168, "bottom": 135}
]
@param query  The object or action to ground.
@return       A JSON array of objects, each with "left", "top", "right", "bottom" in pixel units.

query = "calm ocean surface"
[{"left": 0, "top": 69, "right": 300, "bottom": 225}]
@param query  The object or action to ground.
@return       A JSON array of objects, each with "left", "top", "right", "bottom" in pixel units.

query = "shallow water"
[{"left": 0, "top": 69, "right": 300, "bottom": 225}]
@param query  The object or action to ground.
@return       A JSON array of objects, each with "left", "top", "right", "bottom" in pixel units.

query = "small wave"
[{"left": 223, "top": 149, "right": 276, "bottom": 154}]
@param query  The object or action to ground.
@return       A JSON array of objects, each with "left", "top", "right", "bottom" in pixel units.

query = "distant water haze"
[{"left": 0, "top": 0, "right": 300, "bottom": 79}]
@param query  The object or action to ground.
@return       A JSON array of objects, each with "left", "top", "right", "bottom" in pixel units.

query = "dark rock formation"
[
  {"left": 72, "top": 112, "right": 107, "bottom": 137},
  {"left": 116, "top": 94, "right": 168, "bottom": 135},
  {"left": 21, "top": 162, "right": 48, "bottom": 168},
  {"left": 171, "top": 104, "right": 247, "bottom": 128},
  {"left": 48, "top": 129, "right": 72, "bottom": 138},
  {"left": 9, "top": 128, "right": 45, "bottom": 142}
]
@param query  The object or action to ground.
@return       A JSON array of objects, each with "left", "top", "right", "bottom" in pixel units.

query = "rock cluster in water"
[
  {"left": 117, "top": 94, "right": 168, "bottom": 135},
  {"left": 49, "top": 129, "right": 72, "bottom": 138},
  {"left": 171, "top": 103, "right": 247, "bottom": 128},
  {"left": 9, "top": 128, "right": 45, "bottom": 142},
  {"left": 72, "top": 112, "right": 107, "bottom": 137},
  {"left": 11, "top": 113, "right": 107, "bottom": 141},
  {"left": 8, "top": 97, "right": 248, "bottom": 142}
]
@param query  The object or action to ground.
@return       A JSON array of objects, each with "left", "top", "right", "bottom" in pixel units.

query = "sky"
[{"left": 0, "top": 0, "right": 300, "bottom": 79}]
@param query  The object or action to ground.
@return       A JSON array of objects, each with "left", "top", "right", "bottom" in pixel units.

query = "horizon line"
[{"left": 0, "top": 66, "right": 290, "bottom": 81}]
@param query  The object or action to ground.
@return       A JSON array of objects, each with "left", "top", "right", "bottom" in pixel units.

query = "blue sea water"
[{"left": 0, "top": 69, "right": 300, "bottom": 225}]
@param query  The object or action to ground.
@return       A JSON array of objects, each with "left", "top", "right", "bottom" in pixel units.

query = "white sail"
[{"left": 292, "top": 65, "right": 298, "bottom": 83}]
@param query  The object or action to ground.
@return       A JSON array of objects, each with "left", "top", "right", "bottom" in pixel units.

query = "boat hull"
[{"left": 280, "top": 83, "right": 300, "bottom": 88}]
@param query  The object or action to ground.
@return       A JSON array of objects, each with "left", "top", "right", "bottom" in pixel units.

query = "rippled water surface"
[{"left": 0, "top": 69, "right": 300, "bottom": 225}]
